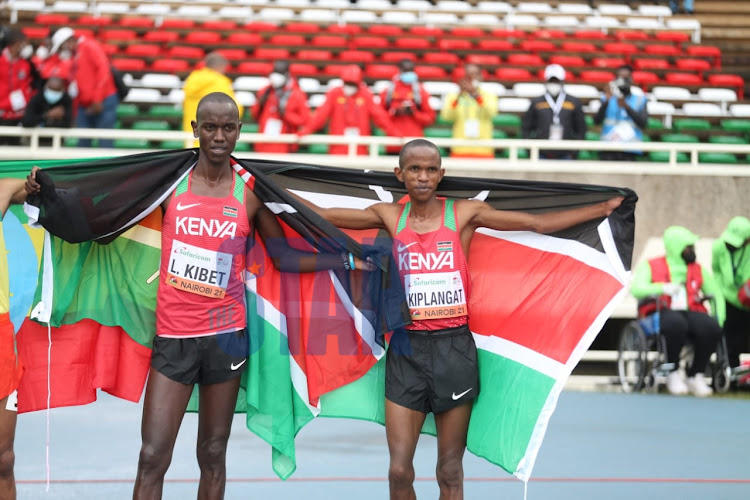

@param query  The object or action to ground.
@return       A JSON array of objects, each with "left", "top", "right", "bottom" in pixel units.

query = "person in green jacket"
[
  {"left": 712, "top": 216, "right": 750, "bottom": 372},
  {"left": 631, "top": 226, "right": 724, "bottom": 397}
]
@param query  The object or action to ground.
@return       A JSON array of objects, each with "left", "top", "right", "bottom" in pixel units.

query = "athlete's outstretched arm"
[
  {"left": 288, "top": 191, "right": 388, "bottom": 230},
  {"left": 0, "top": 177, "right": 31, "bottom": 217},
  {"left": 468, "top": 196, "right": 624, "bottom": 234}
]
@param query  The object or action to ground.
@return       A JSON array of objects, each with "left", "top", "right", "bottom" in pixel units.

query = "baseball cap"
[
  {"left": 544, "top": 64, "right": 566, "bottom": 82},
  {"left": 50, "top": 27, "right": 75, "bottom": 54}
]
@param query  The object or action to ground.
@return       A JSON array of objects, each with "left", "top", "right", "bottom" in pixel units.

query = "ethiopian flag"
[{"left": 5, "top": 151, "right": 635, "bottom": 482}]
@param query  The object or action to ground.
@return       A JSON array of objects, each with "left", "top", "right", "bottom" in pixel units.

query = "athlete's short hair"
[
  {"left": 196, "top": 92, "right": 239, "bottom": 121},
  {"left": 398, "top": 139, "right": 442, "bottom": 169}
]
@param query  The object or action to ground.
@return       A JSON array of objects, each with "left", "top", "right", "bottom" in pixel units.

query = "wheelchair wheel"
[
  {"left": 712, "top": 338, "right": 732, "bottom": 394},
  {"left": 617, "top": 320, "right": 648, "bottom": 393}
]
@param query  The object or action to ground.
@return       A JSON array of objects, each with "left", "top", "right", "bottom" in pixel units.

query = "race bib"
[
  {"left": 263, "top": 118, "right": 283, "bottom": 136},
  {"left": 464, "top": 119, "right": 480, "bottom": 138},
  {"left": 404, "top": 271, "right": 467, "bottom": 321},
  {"left": 166, "top": 239, "right": 233, "bottom": 298}
]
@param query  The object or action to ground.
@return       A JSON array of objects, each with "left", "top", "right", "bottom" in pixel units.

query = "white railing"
[{"left": 1, "top": 126, "right": 750, "bottom": 176}]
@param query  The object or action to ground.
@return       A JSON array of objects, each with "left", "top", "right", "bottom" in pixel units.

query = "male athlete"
[
  {"left": 25, "top": 92, "right": 367, "bottom": 500},
  {"left": 297, "top": 138, "right": 623, "bottom": 499}
]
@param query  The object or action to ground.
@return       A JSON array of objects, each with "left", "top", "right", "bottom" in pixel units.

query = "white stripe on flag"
[
  {"left": 290, "top": 189, "right": 379, "bottom": 210},
  {"left": 471, "top": 332, "right": 565, "bottom": 380},
  {"left": 328, "top": 270, "right": 384, "bottom": 359},
  {"left": 265, "top": 202, "right": 297, "bottom": 215},
  {"left": 597, "top": 219, "right": 630, "bottom": 285}
]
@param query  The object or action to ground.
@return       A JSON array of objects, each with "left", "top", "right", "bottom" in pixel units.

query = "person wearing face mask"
[
  {"left": 21, "top": 77, "right": 73, "bottom": 144},
  {"left": 439, "top": 64, "right": 498, "bottom": 158},
  {"left": 631, "top": 226, "right": 725, "bottom": 397},
  {"left": 297, "top": 64, "right": 402, "bottom": 155},
  {"left": 0, "top": 29, "right": 35, "bottom": 145},
  {"left": 521, "top": 64, "right": 586, "bottom": 160},
  {"left": 252, "top": 60, "right": 309, "bottom": 154},
  {"left": 379, "top": 59, "right": 435, "bottom": 155},
  {"left": 48, "top": 26, "right": 119, "bottom": 148},
  {"left": 594, "top": 65, "right": 648, "bottom": 162},
  {"left": 712, "top": 217, "right": 750, "bottom": 378}
]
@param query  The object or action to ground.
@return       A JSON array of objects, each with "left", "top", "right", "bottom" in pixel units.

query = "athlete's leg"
[
  {"left": 195, "top": 376, "right": 241, "bottom": 500},
  {"left": 0, "top": 396, "right": 16, "bottom": 500},
  {"left": 434, "top": 402, "right": 472, "bottom": 500},
  {"left": 133, "top": 368, "right": 194, "bottom": 500},
  {"left": 386, "top": 399, "right": 427, "bottom": 500}
]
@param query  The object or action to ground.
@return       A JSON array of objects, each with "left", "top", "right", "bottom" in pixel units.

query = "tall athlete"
[
  {"left": 0, "top": 177, "right": 30, "bottom": 500},
  {"left": 296, "top": 139, "right": 623, "bottom": 499}
]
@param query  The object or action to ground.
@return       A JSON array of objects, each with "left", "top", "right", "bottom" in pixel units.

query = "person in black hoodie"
[{"left": 21, "top": 76, "right": 73, "bottom": 144}]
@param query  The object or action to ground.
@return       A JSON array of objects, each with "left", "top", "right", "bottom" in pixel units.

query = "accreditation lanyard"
[{"left": 543, "top": 91, "right": 567, "bottom": 126}]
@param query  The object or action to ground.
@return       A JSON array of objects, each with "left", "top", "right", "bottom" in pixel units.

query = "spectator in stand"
[
  {"left": 33, "top": 28, "right": 73, "bottom": 83},
  {"left": 0, "top": 29, "right": 35, "bottom": 145},
  {"left": 439, "top": 64, "right": 497, "bottom": 158},
  {"left": 670, "top": 0, "right": 694, "bottom": 15},
  {"left": 297, "top": 65, "right": 402, "bottom": 155},
  {"left": 21, "top": 76, "right": 73, "bottom": 141},
  {"left": 379, "top": 59, "right": 435, "bottom": 154},
  {"left": 631, "top": 226, "right": 724, "bottom": 397},
  {"left": 521, "top": 64, "right": 586, "bottom": 160},
  {"left": 593, "top": 65, "right": 648, "bottom": 162},
  {"left": 49, "top": 27, "right": 118, "bottom": 148},
  {"left": 252, "top": 60, "right": 309, "bottom": 154},
  {"left": 183, "top": 51, "right": 243, "bottom": 148},
  {"left": 712, "top": 216, "right": 750, "bottom": 376}
]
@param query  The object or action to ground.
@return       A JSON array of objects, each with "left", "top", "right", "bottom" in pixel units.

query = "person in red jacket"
[
  {"left": 380, "top": 59, "right": 435, "bottom": 154},
  {"left": 49, "top": 27, "right": 118, "bottom": 148},
  {"left": 252, "top": 61, "right": 310, "bottom": 154},
  {"left": 32, "top": 28, "right": 73, "bottom": 82},
  {"left": 0, "top": 29, "right": 35, "bottom": 145},
  {"left": 298, "top": 65, "right": 402, "bottom": 155}
]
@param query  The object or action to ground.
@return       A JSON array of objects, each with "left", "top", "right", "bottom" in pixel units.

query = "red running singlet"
[
  {"left": 393, "top": 199, "right": 470, "bottom": 331},
  {"left": 156, "top": 168, "right": 251, "bottom": 338}
]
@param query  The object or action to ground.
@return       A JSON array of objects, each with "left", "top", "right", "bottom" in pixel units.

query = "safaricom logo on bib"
[
  {"left": 176, "top": 217, "right": 237, "bottom": 238},
  {"left": 173, "top": 246, "right": 211, "bottom": 262}
]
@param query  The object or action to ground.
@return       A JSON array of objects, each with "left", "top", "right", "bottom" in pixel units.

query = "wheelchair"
[{"left": 617, "top": 295, "right": 732, "bottom": 394}]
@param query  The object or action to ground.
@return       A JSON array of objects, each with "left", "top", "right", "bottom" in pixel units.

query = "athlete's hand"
[
  {"left": 25, "top": 166, "right": 41, "bottom": 195},
  {"left": 603, "top": 195, "right": 624, "bottom": 216},
  {"left": 354, "top": 256, "right": 377, "bottom": 272}
]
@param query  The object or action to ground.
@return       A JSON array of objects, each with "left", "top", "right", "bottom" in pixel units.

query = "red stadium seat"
[
  {"left": 519, "top": 40, "right": 556, "bottom": 52},
  {"left": 423, "top": 52, "right": 460, "bottom": 65},
  {"left": 244, "top": 22, "right": 278, "bottom": 32},
  {"left": 216, "top": 49, "right": 247, "bottom": 61},
  {"left": 675, "top": 59, "right": 712, "bottom": 72},
  {"left": 415, "top": 66, "right": 447, "bottom": 79},
  {"left": 270, "top": 34, "right": 306, "bottom": 46},
  {"left": 490, "top": 29, "right": 527, "bottom": 39},
  {"left": 632, "top": 71, "right": 660, "bottom": 86},
  {"left": 78, "top": 15, "right": 112, "bottom": 27},
  {"left": 615, "top": 31, "right": 650, "bottom": 42},
  {"left": 560, "top": 41, "right": 596, "bottom": 53},
  {"left": 119, "top": 17, "right": 155, "bottom": 28},
  {"left": 450, "top": 27, "right": 485, "bottom": 38},
  {"left": 352, "top": 36, "right": 389, "bottom": 49},
  {"left": 166, "top": 46, "right": 205, "bottom": 59},
  {"left": 365, "top": 64, "right": 399, "bottom": 80},
  {"left": 507, "top": 54, "right": 544, "bottom": 66},
  {"left": 664, "top": 72, "right": 703, "bottom": 85},
  {"left": 633, "top": 58, "right": 670, "bottom": 70},
  {"left": 311, "top": 35, "right": 348, "bottom": 48},
  {"left": 534, "top": 29, "right": 566, "bottom": 40},
  {"left": 323, "top": 65, "right": 345, "bottom": 77},
  {"left": 296, "top": 49, "right": 333, "bottom": 61},
  {"left": 143, "top": 31, "right": 180, "bottom": 44},
  {"left": 185, "top": 32, "right": 222, "bottom": 45},
  {"left": 289, "top": 63, "right": 319, "bottom": 77},
  {"left": 161, "top": 19, "right": 195, "bottom": 29},
  {"left": 35, "top": 14, "right": 69, "bottom": 26},
  {"left": 591, "top": 57, "right": 627, "bottom": 69},
  {"left": 151, "top": 59, "right": 190, "bottom": 72},
  {"left": 286, "top": 22, "right": 322, "bottom": 34},
  {"left": 495, "top": 68, "right": 533, "bottom": 81},
  {"left": 477, "top": 39, "right": 514, "bottom": 51},
  {"left": 21, "top": 27, "right": 49, "bottom": 40},
  {"left": 655, "top": 32, "right": 690, "bottom": 44},
  {"left": 125, "top": 44, "right": 161, "bottom": 58},
  {"left": 603, "top": 42, "right": 638, "bottom": 56},
  {"left": 574, "top": 30, "right": 609, "bottom": 40},
  {"left": 579, "top": 70, "right": 616, "bottom": 84},
  {"left": 327, "top": 24, "right": 362, "bottom": 35},
  {"left": 236, "top": 61, "right": 274, "bottom": 75},
  {"left": 102, "top": 44, "right": 119, "bottom": 56},
  {"left": 394, "top": 38, "right": 431, "bottom": 50},
  {"left": 111, "top": 58, "right": 146, "bottom": 72},
  {"left": 101, "top": 30, "right": 138, "bottom": 42},
  {"left": 548, "top": 55, "right": 585, "bottom": 68},
  {"left": 644, "top": 44, "right": 680, "bottom": 57},
  {"left": 254, "top": 48, "right": 291, "bottom": 60},
  {"left": 438, "top": 39, "right": 472, "bottom": 51},
  {"left": 74, "top": 29, "right": 94, "bottom": 39},
  {"left": 707, "top": 74, "right": 744, "bottom": 98},
  {"left": 202, "top": 21, "right": 238, "bottom": 31},
  {"left": 382, "top": 51, "right": 418, "bottom": 63},
  {"left": 466, "top": 54, "right": 502, "bottom": 66},
  {"left": 338, "top": 50, "right": 375, "bottom": 63},
  {"left": 368, "top": 25, "right": 403, "bottom": 36},
  {"left": 686, "top": 45, "right": 722, "bottom": 69},
  {"left": 409, "top": 26, "right": 445, "bottom": 38},
  {"left": 226, "top": 33, "right": 263, "bottom": 46}
]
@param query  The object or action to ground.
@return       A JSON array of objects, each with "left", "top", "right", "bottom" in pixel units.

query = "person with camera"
[
  {"left": 593, "top": 65, "right": 648, "bottom": 162},
  {"left": 631, "top": 226, "right": 724, "bottom": 397}
]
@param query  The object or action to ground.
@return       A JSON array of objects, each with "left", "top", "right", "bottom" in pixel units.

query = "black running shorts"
[
  {"left": 385, "top": 325, "right": 479, "bottom": 414},
  {"left": 151, "top": 329, "right": 248, "bottom": 385}
]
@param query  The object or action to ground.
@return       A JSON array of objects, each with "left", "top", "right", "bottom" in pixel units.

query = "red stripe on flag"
[{"left": 468, "top": 233, "right": 622, "bottom": 364}]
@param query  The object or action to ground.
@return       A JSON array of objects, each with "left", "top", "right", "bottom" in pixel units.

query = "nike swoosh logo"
[
  {"left": 397, "top": 242, "right": 417, "bottom": 252},
  {"left": 230, "top": 359, "right": 247, "bottom": 371},
  {"left": 451, "top": 388, "right": 472, "bottom": 401},
  {"left": 176, "top": 202, "right": 201, "bottom": 211}
]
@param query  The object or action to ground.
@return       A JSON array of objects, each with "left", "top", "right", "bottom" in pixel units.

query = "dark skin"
[
  {"left": 296, "top": 143, "right": 623, "bottom": 500},
  {"left": 457, "top": 64, "right": 481, "bottom": 100}
]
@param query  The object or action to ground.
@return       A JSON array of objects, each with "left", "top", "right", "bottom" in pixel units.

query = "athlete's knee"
[
  {"left": 196, "top": 436, "right": 229, "bottom": 472},
  {"left": 388, "top": 461, "right": 415, "bottom": 489},
  {"left": 0, "top": 446, "right": 15, "bottom": 479},
  {"left": 137, "top": 442, "right": 172, "bottom": 477},
  {"left": 436, "top": 455, "right": 464, "bottom": 490}
]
